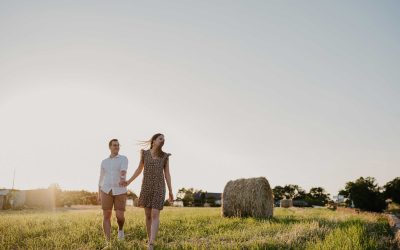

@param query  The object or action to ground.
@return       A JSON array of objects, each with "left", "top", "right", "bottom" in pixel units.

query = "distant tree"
[
  {"left": 295, "top": 187, "right": 307, "bottom": 200},
  {"left": 282, "top": 185, "right": 296, "bottom": 199},
  {"left": 305, "top": 187, "right": 330, "bottom": 206},
  {"left": 273, "top": 185, "right": 307, "bottom": 200},
  {"left": 384, "top": 177, "right": 400, "bottom": 204},
  {"left": 282, "top": 184, "right": 306, "bottom": 200},
  {"left": 60, "top": 190, "right": 98, "bottom": 206},
  {"left": 192, "top": 190, "right": 205, "bottom": 206},
  {"left": 273, "top": 184, "right": 331, "bottom": 207},
  {"left": 206, "top": 195, "right": 216, "bottom": 206},
  {"left": 177, "top": 187, "right": 196, "bottom": 207},
  {"left": 200, "top": 192, "right": 206, "bottom": 205},
  {"left": 338, "top": 188, "right": 351, "bottom": 206},
  {"left": 338, "top": 189, "right": 349, "bottom": 197},
  {"left": 272, "top": 186, "right": 285, "bottom": 201},
  {"left": 341, "top": 177, "right": 386, "bottom": 212}
]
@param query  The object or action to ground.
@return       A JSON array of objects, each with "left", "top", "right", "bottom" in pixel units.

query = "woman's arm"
[
  {"left": 164, "top": 157, "right": 174, "bottom": 202},
  {"left": 120, "top": 150, "right": 144, "bottom": 186},
  {"left": 126, "top": 164, "right": 143, "bottom": 185}
]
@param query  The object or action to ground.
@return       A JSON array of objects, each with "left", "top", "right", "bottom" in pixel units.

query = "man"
[{"left": 98, "top": 139, "right": 128, "bottom": 242}]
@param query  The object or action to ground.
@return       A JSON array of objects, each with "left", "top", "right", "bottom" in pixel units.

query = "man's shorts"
[{"left": 101, "top": 190, "right": 127, "bottom": 211}]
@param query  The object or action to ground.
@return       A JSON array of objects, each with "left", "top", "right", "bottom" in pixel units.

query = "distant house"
[
  {"left": 333, "top": 195, "right": 345, "bottom": 203},
  {"left": 11, "top": 190, "right": 26, "bottom": 208},
  {"left": 0, "top": 189, "right": 10, "bottom": 209},
  {"left": 126, "top": 199, "right": 134, "bottom": 206},
  {"left": 292, "top": 200, "right": 310, "bottom": 207},
  {"left": 274, "top": 199, "right": 311, "bottom": 208},
  {"left": 193, "top": 192, "right": 222, "bottom": 207},
  {"left": 172, "top": 200, "right": 184, "bottom": 207},
  {"left": 0, "top": 188, "right": 56, "bottom": 210},
  {"left": 0, "top": 189, "right": 26, "bottom": 209}
]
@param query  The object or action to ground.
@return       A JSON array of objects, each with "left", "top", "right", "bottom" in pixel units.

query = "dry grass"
[{"left": 0, "top": 206, "right": 396, "bottom": 249}]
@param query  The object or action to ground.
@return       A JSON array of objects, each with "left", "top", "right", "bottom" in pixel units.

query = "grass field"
[{"left": 0, "top": 206, "right": 396, "bottom": 249}]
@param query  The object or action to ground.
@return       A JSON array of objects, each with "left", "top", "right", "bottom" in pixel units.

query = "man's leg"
[
  {"left": 115, "top": 193, "right": 127, "bottom": 240},
  {"left": 144, "top": 208, "right": 152, "bottom": 241},
  {"left": 101, "top": 191, "right": 113, "bottom": 241},
  {"left": 103, "top": 209, "right": 112, "bottom": 240},
  {"left": 115, "top": 210, "right": 125, "bottom": 230},
  {"left": 149, "top": 209, "right": 160, "bottom": 245}
]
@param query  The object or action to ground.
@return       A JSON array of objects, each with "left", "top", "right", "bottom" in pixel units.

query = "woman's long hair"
[{"left": 138, "top": 133, "right": 165, "bottom": 156}]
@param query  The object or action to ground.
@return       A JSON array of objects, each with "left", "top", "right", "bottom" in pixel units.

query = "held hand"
[
  {"left": 119, "top": 180, "right": 127, "bottom": 187},
  {"left": 168, "top": 192, "right": 174, "bottom": 203},
  {"left": 97, "top": 194, "right": 101, "bottom": 203}
]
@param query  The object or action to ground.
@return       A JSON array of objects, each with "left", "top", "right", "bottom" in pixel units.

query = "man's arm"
[
  {"left": 98, "top": 161, "right": 105, "bottom": 201},
  {"left": 119, "top": 156, "right": 128, "bottom": 186}
]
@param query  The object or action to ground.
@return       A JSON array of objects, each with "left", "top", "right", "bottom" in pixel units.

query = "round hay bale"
[
  {"left": 280, "top": 199, "right": 293, "bottom": 208},
  {"left": 222, "top": 177, "right": 274, "bottom": 218}
]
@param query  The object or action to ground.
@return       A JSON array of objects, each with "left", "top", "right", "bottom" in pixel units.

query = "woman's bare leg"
[
  {"left": 144, "top": 208, "right": 152, "bottom": 241},
  {"left": 149, "top": 209, "right": 160, "bottom": 245}
]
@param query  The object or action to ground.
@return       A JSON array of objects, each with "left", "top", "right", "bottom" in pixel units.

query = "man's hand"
[
  {"left": 97, "top": 194, "right": 101, "bottom": 203},
  {"left": 119, "top": 170, "right": 127, "bottom": 187}
]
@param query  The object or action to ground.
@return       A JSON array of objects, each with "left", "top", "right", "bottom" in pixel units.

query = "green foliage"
[
  {"left": 59, "top": 190, "right": 98, "bottom": 206},
  {"left": 341, "top": 177, "right": 387, "bottom": 212},
  {"left": 305, "top": 187, "right": 330, "bottom": 206},
  {"left": 273, "top": 184, "right": 306, "bottom": 200},
  {"left": 192, "top": 191, "right": 220, "bottom": 207},
  {"left": 273, "top": 185, "right": 330, "bottom": 206},
  {"left": 273, "top": 185, "right": 285, "bottom": 201},
  {"left": 384, "top": 177, "right": 400, "bottom": 204},
  {"left": 176, "top": 187, "right": 197, "bottom": 207}
]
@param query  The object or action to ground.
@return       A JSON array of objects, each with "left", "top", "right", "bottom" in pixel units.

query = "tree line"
[
  {"left": 47, "top": 176, "right": 400, "bottom": 213},
  {"left": 339, "top": 176, "right": 399, "bottom": 212},
  {"left": 273, "top": 176, "right": 400, "bottom": 212}
]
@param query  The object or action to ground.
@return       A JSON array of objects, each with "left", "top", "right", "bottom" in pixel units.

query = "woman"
[{"left": 121, "top": 133, "right": 174, "bottom": 249}]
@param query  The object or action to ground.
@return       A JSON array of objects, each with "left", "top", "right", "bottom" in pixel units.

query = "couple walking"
[{"left": 98, "top": 133, "right": 173, "bottom": 249}]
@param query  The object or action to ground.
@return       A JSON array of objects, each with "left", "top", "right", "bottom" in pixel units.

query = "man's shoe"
[{"left": 118, "top": 229, "right": 125, "bottom": 241}]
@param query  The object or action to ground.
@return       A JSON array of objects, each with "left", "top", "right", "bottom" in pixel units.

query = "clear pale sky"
[{"left": 0, "top": 1, "right": 399, "bottom": 197}]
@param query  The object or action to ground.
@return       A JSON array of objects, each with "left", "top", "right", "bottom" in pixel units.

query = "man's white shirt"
[{"left": 98, "top": 154, "right": 128, "bottom": 195}]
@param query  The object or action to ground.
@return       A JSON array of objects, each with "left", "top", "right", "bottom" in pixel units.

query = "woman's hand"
[
  {"left": 119, "top": 180, "right": 129, "bottom": 187},
  {"left": 168, "top": 192, "right": 174, "bottom": 203}
]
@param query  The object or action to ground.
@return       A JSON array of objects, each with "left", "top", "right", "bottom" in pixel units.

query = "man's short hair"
[{"left": 109, "top": 139, "right": 119, "bottom": 147}]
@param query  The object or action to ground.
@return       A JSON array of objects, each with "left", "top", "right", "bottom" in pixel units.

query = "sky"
[{"left": 0, "top": 1, "right": 399, "bottom": 198}]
